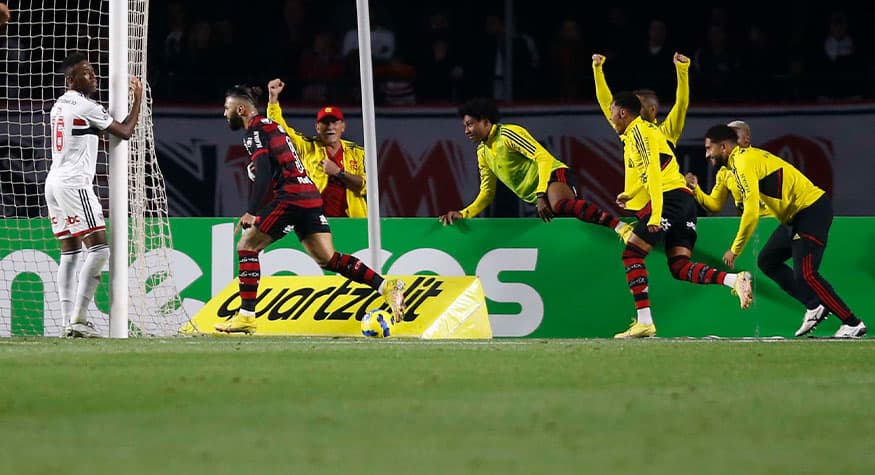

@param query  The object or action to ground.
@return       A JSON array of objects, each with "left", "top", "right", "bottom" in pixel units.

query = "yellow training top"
[
  {"left": 620, "top": 117, "right": 689, "bottom": 226},
  {"left": 695, "top": 166, "right": 772, "bottom": 217},
  {"left": 728, "top": 146, "right": 825, "bottom": 255},
  {"left": 594, "top": 57, "right": 690, "bottom": 211},
  {"left": 460, "top": 123, "right": 567, "bottom": 218}
]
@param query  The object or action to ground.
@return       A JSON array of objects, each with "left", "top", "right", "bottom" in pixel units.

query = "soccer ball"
[{"left": 361, "top": 309, "right": 395, "bottom": 338}]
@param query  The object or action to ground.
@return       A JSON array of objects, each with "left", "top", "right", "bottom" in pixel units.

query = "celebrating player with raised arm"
[
  {"left": 217, "top": 85, "right": 404, "bottom": 334},
  {"left": 609, "top": 92, "right": 752, "bottom": 339},
  {"left": 593, "top": 52, "right": 691, "bottom": 214},
  {"left": 47, "top": 51, "right": 143, "bottom": 338}
]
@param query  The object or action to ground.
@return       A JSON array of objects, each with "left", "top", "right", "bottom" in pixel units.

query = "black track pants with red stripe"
[{"left": 757, "top": 196, "right": 856, "bottom": 321}]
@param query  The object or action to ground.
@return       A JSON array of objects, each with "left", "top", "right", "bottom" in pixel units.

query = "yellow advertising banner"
[{"left": 185, "top": 276, "right": 492, "bottom": 339}]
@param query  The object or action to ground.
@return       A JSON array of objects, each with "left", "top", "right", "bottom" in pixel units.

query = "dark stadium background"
[{"left": 148, "top": 1, "right": 874, "bottom": 105}]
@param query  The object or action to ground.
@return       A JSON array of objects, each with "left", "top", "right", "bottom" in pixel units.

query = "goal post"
[
  {"left": 108, "top": 0, "right": 129, "bottom": 338},
  {"left": 0, "top": 0, "right": 193, "bottom": 337}
]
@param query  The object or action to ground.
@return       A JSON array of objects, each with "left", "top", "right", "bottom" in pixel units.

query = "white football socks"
[
  {"left": 71, "top": 244, "right": 109, "bottom": 324},
  {"left": 57, "top": 248, "right": 82, "bottom": 327},
  {"left": 636, "top": 307, "right": 653, "bottom": 326},
  {"left": 723, "top": 273, "right": 738, "bottom": 288}
]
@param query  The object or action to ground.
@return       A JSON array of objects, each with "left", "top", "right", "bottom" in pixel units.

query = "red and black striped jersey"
[{"left": 243, "top": 115, "right": 322, "bottom": 209}]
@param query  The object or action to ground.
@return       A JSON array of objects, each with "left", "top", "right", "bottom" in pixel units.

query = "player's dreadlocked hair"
[
  {"left": 458, "top": 97, "right": 500, "bottom": 124},
  {"left": 225, "top": 84, "right": 263, "bottom": 108}
]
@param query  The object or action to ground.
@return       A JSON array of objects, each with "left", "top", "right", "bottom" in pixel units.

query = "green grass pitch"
[{"left": 0, "top": 338, "right": 873, "bottom": 475}]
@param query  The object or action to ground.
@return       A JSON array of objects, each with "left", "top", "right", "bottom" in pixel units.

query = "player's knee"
[
  {"left": 236, "top": 236, "right": 260, "bottom": 253},
  {"left": 793, "top": 272, "right": 809, "bottom": 290},
  {"left": 82, "top": 244, "right": 109, "bottom": 278},
  {"left": 622, "top": 243, "right": 647, "bottom": 260},
  {"left": 88, "top": 244, "right": 109, "bottom": 264},
  {"left": 315, "top": 253, "right": 334, "bottom": 269},
  {"left": 667, "top": 255, "right": 689, "bottom": 280},
  {"left": 549, "top": 182, "right": 575, "bottom": 201},
  {"left": 757, "top": 252, "right": 775, "bottom": 273}
]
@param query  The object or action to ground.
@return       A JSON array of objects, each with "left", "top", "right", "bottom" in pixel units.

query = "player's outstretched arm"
[
  {"left": 688, "top": 171, "right": 729, "bottom": 214},
  {"left": 660, "top": 52, "right": 691, "bottom": 142},
  {"left": 727, "top": 162, "right": 762, "bottom": 264},
  {"left": 105, "top": 77, "right": 143, "bottom": 140},
  {"left": 265, "top": 78, "right": 297, "bottom": 137},
  {"left": 591, "top": 54, "right": 613, "bottom": 123}
]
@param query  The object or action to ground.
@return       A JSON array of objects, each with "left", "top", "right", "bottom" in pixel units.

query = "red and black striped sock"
[
  {"left": 623, "top": 243, "right": 650, "bottom": 310},
  {"left": 668, "top": 255, "right": 726, "bottom": 285},
  {"left": 237, "top": 250, "right": 260, "bottom": 312},
  {"left": 326, "top": 252, "right": 383, "bottom": 290},
  {"left": 553, "top": 198, "right": 620, "bottom": 228}
]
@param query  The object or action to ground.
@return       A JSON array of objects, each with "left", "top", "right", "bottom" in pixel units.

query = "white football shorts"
[{"left": 44, "top": 182, "right": 106, "bottom": 238}]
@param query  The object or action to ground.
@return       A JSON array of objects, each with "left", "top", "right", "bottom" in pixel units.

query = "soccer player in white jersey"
[{"left": 46, "top": 52, "right": 142, "bottom": 337}]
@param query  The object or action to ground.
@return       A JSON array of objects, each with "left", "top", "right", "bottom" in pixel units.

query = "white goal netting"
[{"left": 0, "top": 0, "right": 193, "bottom": 336}]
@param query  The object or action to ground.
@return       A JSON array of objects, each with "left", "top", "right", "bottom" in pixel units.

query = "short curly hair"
[
  {"left": 612, "top": 91, "right": 642, "bottom": 115},
  {"left": 62, "top": 51, "right": 88, "bottom": 78},
  {"left": 458, "top": 98, "right": 500, "bottom": 123}
]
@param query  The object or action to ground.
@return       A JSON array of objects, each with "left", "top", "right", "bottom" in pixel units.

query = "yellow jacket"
[
  {"left": 266, "top": 102, "right": 367, "bottom": 217},
  {"left": 728, "top": 146, "right": 824, "bottom": 255},
  {"left": 620, "top": 117, "right": 689, "bottom": 226},
  {"left": 694, "top": 166, "right": 772, "bottom": 217},
  {"left": 460, "top": 124, "right": 567, "bottom": 218},
  {"left": 594, "top": 57, "right": 690, "bottom": 211}
]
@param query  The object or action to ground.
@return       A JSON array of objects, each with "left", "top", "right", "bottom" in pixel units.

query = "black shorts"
[
  {"left": 550, "top": 168, "right": 579, "bottom": 197},
  {"left": 256, "top": 200, "right": 331, "bottom": 241},
  {"left": 633, "top": 188, "right": 698, "bottom": 249}
]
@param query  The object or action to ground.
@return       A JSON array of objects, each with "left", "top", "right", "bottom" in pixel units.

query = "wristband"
[
  {"left": 536, "top": 192, "right": 546, "bottom": 199},
  {"left": 336, "top": 170, "right": 346, "bottom": 179}
]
